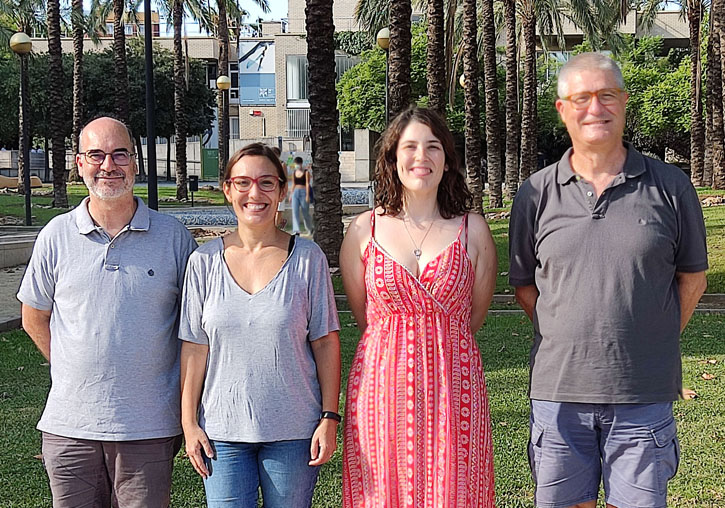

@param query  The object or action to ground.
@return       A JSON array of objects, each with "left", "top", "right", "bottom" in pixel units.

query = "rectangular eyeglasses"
[{"left": 79, "top": 150, "right": 136, "bottom": 166}]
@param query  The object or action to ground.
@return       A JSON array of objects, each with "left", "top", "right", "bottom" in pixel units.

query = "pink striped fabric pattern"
[{"left": 343, "top": 213, "right": 495, "bottom": 508}]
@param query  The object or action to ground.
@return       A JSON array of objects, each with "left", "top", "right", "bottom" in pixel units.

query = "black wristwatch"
[{"left": 320, "top": 411, "right": 342, "bottom": 423}]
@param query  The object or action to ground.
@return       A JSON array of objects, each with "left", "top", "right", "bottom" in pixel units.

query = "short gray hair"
[
  {"left": 557, "top": 52, "right": 624, "bottom": 98},
  {"left": 78, "top": 116, "right": 134, "bottom": 152}
]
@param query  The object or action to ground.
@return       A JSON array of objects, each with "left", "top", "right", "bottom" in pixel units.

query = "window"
[
  {"left": 230, "top": 63, "right": 239, "bottom": 100},
  {"left": 230, "top": 117, "right": 240, "bottom": 140},
  {"left": 286, "top": 55, "right": 308, "bottom": 103},
  {"left": 124, "top": 24, "right": 133, "bottom": 35},
  {"left": 335, "top": 54, "right": 359, "bottom": 82},
  {"left": 138, "top": 24, "right": 145, "bottom": 36},
  {"left": 105, "top": 23, "right": 114, "bottom": 35},
  {"left": 340, "top": 125, "right": 354, "bottom": 152}
]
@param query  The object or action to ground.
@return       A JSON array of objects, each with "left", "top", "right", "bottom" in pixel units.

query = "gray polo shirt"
[
  {"left": 17, "top": 197, "right": 197, "bottom": 440},
  {"left": 179, "top": 237, "right": 340, "bottom": 442},
  {"left": 509, "top": 143, "right": 708, "bottom": 403}
]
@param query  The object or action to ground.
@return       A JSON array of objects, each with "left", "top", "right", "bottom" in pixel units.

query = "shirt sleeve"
[
  {"left": 178, "top": 252, "right": 209, "bottom": 345},
  {"left": 306, "top": 245, "right": 340, "bottom": 341},
  {"left": 674, "top": 182, "right": 709, "bottom": 273},
  {"left": 508, "top": 182, "right": 539, "bottom": 287},
  {"left": 16, "top": 228, "right": 56, "bottom": 311}
]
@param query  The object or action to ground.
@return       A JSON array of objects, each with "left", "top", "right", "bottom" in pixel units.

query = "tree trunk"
[
  {"left": 48, "top": 0, "right": 68, "bottom": 208},
  {"left": 520, "top": 5, "right": 538, "bottom": 184},
  {"left": 426, "top": 0, "right": 446, "bottom": 116},
  {"left": 388, "top": 0, "right": 412, "bottom": 119},
  {"left": 712, "top": 0, "right": 725, "bottom": 189},
  {"left": 134, "top": 133, "right": 147, "bottom": 180},
  {"left": 462, "top": 0, "right": 483, "bottom": 213},
  {"left": 174, "top": 0, "right": 188, "bottom": 200},
  {"left": 113, "top": 0, "right": 129, "bottom": 122},
  {"left": 688, "top": 0, "right": 705, "bottom": 186},
  {"left": 503, "top": 0, "right": 519, "bottom": 198},
  {"left": 305, "top": 0, "right": 343, "bottom": 267},
  {"left": 69, "top": 0, "right": 84, "bottom": 183},
  {"left": 482, "top": 0, "right": 503, "bottom": 208},
  {"left": 217, "top": 0, "right": 230, "bottom": 184},
  {"left": 704, "top": 17, "right": 715, "bottom": 187},
  {"left": 445, "top": 0, "right": 457, "bottom": 107},
  {"left": 167, "top": 138, "right": 172, "bottom": 181}
]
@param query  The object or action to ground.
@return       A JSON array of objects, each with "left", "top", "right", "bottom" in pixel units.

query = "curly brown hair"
[{"left": 374, "top": 106, "right": 472, "bottom": 219}]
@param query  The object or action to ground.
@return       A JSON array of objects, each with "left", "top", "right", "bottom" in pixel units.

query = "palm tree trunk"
[
  {"left": 520, "top": 4, "right": 537, "bottom": 184},
  {"left": 704, "top": 17, "right": 715, "bottom": 187},
  {"left": 217, "top": 0, "right": 230, "bottom": 184},
  {"left": 503, "top": 0, "right": 519, "bottom": 198},
  {"left": 174, "top": 0, "right": 188, "bottom": 200},
  {"left": 48, "top": 0, "right": 68, "bottom": 208},
  {"left": 445, "top": 0, "right": 457, "bottom": 107},
  {"left": 69, "top": 0, "right": 84, "bottom": 183},
  {"left": 388, "top": 0, "right": 412, "bottom": 118},
  {"left": 482, "top": 0, "right": 503, "bottom": 208},
  {"left": 712, "top": 0, "right": 725, "bottom": 189},
  {"left": 427, "top": 0, "right": 446, "bottom": 115},
  {"left": 113, "top": 0, "right": 129, "bottom": 122},
  {"left": 462, "top": 0, "right": 483, "bottom": 213},
  {"left": 688, "top": 0, "right": 705, "bottom": 186},
  {"left": 305, "top": 0, "right": 343, "bottom": 267}
]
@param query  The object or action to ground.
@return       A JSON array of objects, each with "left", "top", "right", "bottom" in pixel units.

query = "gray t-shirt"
[
  {"left": 179, "top": 236, "right": 340, "bottom": 442},
  {"left": 509, "top": 144, "right": 708, "bottom": 403},
  {"left": 17, "top": 197, "right": 197, "bottom": 440}
]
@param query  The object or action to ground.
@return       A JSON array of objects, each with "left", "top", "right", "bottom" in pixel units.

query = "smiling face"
[
  {"left": 556, "top": 68, "right": 628, "bottom": 150},
  {"left": 223, "top": 154, "right": 286, "bottom": 227},
  {"left": 395, "top": 120, "right": 447, "bottom": 195},
  {"left": 77, "top": 118, "right": 137, "bottom": 200}
]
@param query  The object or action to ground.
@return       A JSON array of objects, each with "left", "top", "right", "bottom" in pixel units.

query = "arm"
[
  {"left": 21, "top": 304, "right": 52, "bottom": 361},
  {"left": 515, "top": 285, "right": 539, "bottom": 321},
  {"left": 308, "top": 332, "right": 341, "bottom": 466},
  {"left": 305, "top": 170, "right": 311, "bottom": 202},
  {"left": 180, "top": 341, "right": 213, "bottom": 478},
  {"left": 676, "top": 271, "right": 707, "bottom": 332},
  {"left": 340, "top": 212, "right": 371, "bottom": 332},
  {"left": 468, "top": 215, "right": 498, "bottom": 332}
]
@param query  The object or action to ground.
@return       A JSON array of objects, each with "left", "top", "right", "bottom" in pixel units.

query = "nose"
[
  {"left": 100, "top": 153, "right": 116, "bottom": 171},
  {"left": 587, "top": 94, "right": 606, "bottom": 114}
]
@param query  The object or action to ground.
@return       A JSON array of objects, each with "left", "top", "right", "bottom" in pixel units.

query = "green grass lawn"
[{"left": 1, "top": 313, "right": 723, "bottom": 507}]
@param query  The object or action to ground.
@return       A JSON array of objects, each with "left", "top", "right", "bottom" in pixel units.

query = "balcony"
[{"left": 286, "top": 108, "right": 310, "bottom": 138}]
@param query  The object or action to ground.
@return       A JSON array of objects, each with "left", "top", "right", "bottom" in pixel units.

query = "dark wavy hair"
[
  {"left": 223, "top": 142, "right": 288, "bottom": 186},
  {"left": 374, "top": 106, "right": 472, "bottom": 219}
]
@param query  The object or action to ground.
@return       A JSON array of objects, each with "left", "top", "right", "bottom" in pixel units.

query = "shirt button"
[
  {"left": 110, "top": 244, "right": 115, "bottom": 249},
  {"left": 586, "top": 191, "right": 593, "bottom": 197}
]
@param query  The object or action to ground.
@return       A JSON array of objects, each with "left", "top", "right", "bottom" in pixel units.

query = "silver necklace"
[{"left": 402, "top": 216, "right": 436, "bottom": 260}]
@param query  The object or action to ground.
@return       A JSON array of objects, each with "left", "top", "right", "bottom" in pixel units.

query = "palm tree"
[
  {"left": 172, "top": 0, "right": 188, "bottom": 199},
  {"left": 503, "top": 0, "right": 519, "bottom": 198},
  {"left": 687, "top": 0, "right": 706, "bottom": 186},
  {"left": 217, "top": 0, "right": 229, "bottom": 184},
  {"left": 426, "top": 0, "right": 446, "bottom": 115},
  {"left": 113, "top": 0, "right": 129, "bottom": 121},
  {"left": 68, "top": 0, "right": 84, "bottom": 183},
  {"left": 47, "top": 0, "right": 68, "bottom": 207},
  {"left": 518, "top": 0, "right": 537, "bottom": 184},
  {"left": 704, "top": 9, "right": 715, "bottom": 186},
  {"left": 389, "top": 0, "right": 412, "bottom": 118},
  {"left": 306, "top": 0, "right": 343, "bottom": 266},
  {"left": 480, "top": 0, "right": 502, "bottom": 208},
  {"left": 711, "top": 0, "right": 725, "bottom": 189},
  {"left": 462, "top": 0, "right": 483, "bottom": 213}
]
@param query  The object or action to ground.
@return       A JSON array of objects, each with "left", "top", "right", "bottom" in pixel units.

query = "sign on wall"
[{"left": 238, "top": 41, "right": 276, "bottom": 106}]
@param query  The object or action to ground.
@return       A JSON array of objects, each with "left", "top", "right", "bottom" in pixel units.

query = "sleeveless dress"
[{"left": 342, "top": 213, "right": 495, "bottom": 508}]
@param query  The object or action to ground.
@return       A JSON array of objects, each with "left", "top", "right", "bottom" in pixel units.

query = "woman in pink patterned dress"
[{"left": 340, "top": 107, "right": 498, "bottom": 507}]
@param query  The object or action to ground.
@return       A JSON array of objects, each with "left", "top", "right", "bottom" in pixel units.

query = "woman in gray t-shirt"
[{"left": 179, "top": 143, "right": 341, "bottom": 508}]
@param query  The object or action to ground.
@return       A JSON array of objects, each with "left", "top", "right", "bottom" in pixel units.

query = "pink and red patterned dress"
[{"left": 343, "top": 213, "right": 495, "bottom": 508}]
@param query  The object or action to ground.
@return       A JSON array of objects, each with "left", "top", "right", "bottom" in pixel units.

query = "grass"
[{"left": 1, "top": 313, "right": 723, "bottom": 507}]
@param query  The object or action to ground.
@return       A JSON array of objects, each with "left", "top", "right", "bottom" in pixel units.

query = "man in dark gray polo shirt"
[
  {"left": 17, "top": 117, "right": 197, "bottom": 507},
  {"left": 509, "top": 53, "right": 708, "bottom": 508}
]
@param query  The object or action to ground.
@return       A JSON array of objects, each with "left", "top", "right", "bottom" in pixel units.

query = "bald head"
[
  {"left": 557, "top": 52, "right": 624, "bottom": 98},
  {"left": 79, "top": 117, "right": 133, "bottom": 153}
]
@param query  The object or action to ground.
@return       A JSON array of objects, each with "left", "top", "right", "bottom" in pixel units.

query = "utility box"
[
  {"left": 201, "top": 148, "right": 219, "bottom": 181},
  {"left": 188, "top": 175, "right": 199, "bottom": 192}
]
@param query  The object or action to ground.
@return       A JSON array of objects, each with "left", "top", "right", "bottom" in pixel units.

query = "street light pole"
[
  {"left": 10, "top": 32, "right": 32, "bottom": 226},
  {"left": 143, "top": 1, "right": 158, "bottom": 210},
  {"left": 376, "top": 28, "right": 390, "bottom": 125}
]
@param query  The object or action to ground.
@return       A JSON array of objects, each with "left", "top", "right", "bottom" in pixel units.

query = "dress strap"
[
  {"left": 462, "top": 213, "right": 469, "bottom": 250},
  {"left": 370, "top": 210, "right": 376, "bottom": 239}
]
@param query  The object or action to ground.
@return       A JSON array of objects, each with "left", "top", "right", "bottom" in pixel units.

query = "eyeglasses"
[
  {"left": 79, "top": 150, "right": 136, "bottom": 166},
  {"left": 559, "top": 88, "right": 625, "bottom": 110},
  {"left": 226, "top": 175, "right": 283, "bottom": 193}
]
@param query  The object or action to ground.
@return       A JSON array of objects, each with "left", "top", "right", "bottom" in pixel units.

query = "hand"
[
  {"left": 305, "top": 195, "right": 310, "bottom": 203},
  {"left": 308, "top": 418, "right": 338, "bottom": 466},
  {"left": 183, "top": 423, "right": 214, "bottom": 479}
]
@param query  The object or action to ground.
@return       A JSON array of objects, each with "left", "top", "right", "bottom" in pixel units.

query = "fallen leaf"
[
  {"left": 703, "top": 334, "right": 714, "bottom": 338},
  {"left": 702, "top": 373, "right": 716, "bottom": 380},
  {"left": 33, "top": 454, "right": 43, "bottom": 460},
  {"left": 499, "top": 421, "right": 508, "bottom": 427},
  {"left": 16, "top": 366, "right": 24, "bottom": 371},
  {"left": 707, "top": 359, "right": 718, "bottom": 365},
  {"left": 500, "top": 271, "right": 509, "bottom": 276},
  {"left": 511, "top": 332, "right": 519, "bottom": 336},
  {"left": 40, "top": 362, "right": 49, "bottom": 367},
  {"left": 682, "top": 388, "right": 698, "bottom": 400},
  {"left": 504, "top": 289, "right": 510, "bottom": 293}
]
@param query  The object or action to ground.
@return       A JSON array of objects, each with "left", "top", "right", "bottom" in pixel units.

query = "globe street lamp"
[
  {"left": 376, "top": 27, "right": 390, "bottom": 125},
  {"left": 216, "top": 74, "right": 231, "bottom": 184},
  {"left": 10, "top": 32, "right": 32, "bottom": 226}
]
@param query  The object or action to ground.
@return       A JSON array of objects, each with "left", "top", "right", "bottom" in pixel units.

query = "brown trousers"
[{"left": 41, "top": 432, "right": 182, "bottom": 508}]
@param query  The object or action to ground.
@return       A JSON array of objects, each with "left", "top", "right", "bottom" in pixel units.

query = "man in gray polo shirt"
[
  {"left": 17, "top": 116, "right": 197, "bottom": 507},
  {"left": 509, "top": 53, "right": 708, "bottom": 508}
]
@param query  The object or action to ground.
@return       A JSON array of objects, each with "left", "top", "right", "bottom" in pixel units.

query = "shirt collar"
[
  {"left": 556, "top": 141, "right": 647, "bottom": 185},
  {"left": 74, "top": 196, "right": 150, "bottom": 235}
]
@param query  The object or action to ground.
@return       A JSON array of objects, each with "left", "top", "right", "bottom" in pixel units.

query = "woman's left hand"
[{"left": 308, "top": 418, "right": 338, "bottom": 466}]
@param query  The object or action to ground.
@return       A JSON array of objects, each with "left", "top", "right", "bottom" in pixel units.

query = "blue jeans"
[
  {"left": 291, "top": 187, "right": 313, "bottom": 234},
  {"left": 203, "top": 439, "right": 320, "bottom": 508}
]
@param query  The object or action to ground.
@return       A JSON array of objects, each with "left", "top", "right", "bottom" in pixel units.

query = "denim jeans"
[
  {"left": 291, "top": 187, "right": 314, "bottom": 234},
  {"left": 203, "top": 439, "right": 320, "bottom": 508}
]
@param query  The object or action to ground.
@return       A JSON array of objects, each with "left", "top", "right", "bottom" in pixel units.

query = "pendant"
[{"left": 413, "top": 248, "right": 422, "bottom": 260}]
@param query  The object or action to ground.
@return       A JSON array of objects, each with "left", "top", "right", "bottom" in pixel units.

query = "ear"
[
  {"left": 222, "top": 181, "right": 233, "bottom": 202},
  {"left": 75, "top": 154, "right": 84, "bottom": 177},
  {"left": 555, "top": 98, "right": 565, "bottom": 117}
]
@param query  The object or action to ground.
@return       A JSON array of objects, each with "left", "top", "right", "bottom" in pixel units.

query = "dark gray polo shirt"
[
  {"left": 509, "top": 143, "right": 708, "bottom": 403},
  {"left": 17, "top": 197, "right": 197, "bottom": 440}
]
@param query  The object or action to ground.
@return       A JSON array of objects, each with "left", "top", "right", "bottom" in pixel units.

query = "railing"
[{"left": 286, "top": 108, "right": 310, "bottom": 138}]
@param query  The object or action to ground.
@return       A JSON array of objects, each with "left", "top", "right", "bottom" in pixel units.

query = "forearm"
[
  {"left": 515, "top": 285, "right": 539, "bottom": 321},
  {"left": 676, "top": 271, "right": 707, "bottom": 332},
  {"left": 21, "top": 304, "right": 52, "bottom": 361},
  {"left": 180, "top": 342, "right": 209, "bottom": 428},
  {"left": 311, "top": 332, "right": 341, "bottom": 413}
]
